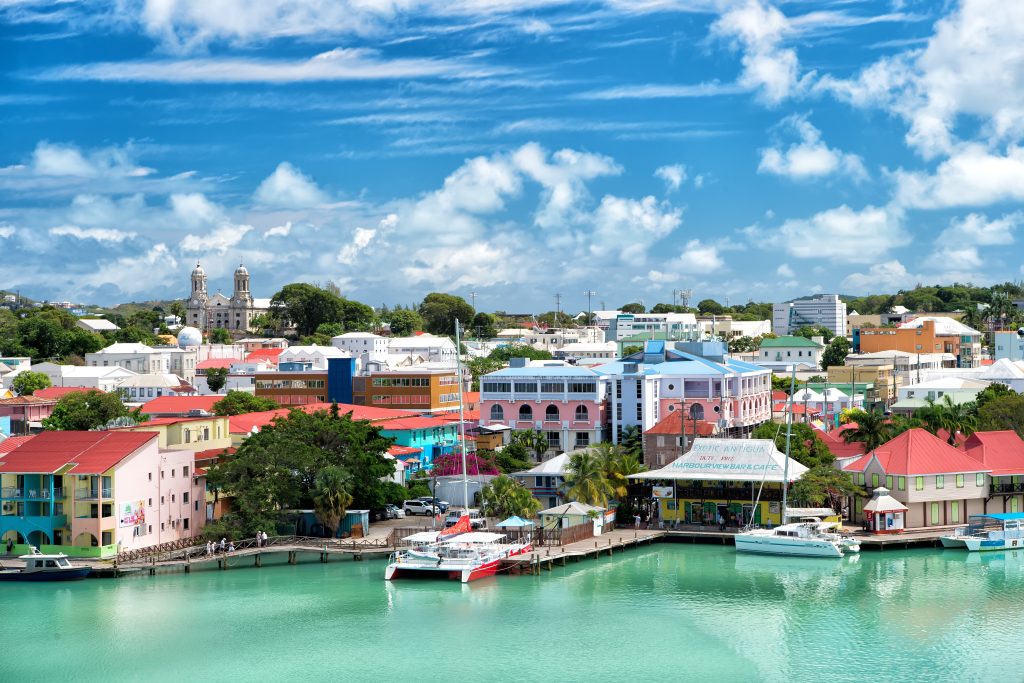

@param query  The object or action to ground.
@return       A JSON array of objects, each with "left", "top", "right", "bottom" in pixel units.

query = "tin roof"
[{"left": 0, "top": 431, "right": 156, "bottom": 474}]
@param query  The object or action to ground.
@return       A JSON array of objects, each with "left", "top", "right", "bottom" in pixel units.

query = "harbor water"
[{"left": 6, "top": 544, "right": 1023, "bottom": 682}]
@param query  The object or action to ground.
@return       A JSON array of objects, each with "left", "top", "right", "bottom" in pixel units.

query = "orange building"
[
  {"left": 352, "top": 368, "right": 461, "bottom": 413},
  {"left": 857, "top": 317, "right": 982, "bottom": 368}
]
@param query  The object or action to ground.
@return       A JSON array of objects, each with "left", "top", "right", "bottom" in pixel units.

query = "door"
[
  {"left": 951, "top": 501, "right": 960, "bottom": 524},
  {"left": 930, "top": 502, "right": 940, "bottom": 526},
  {"left": 703, "top": 502, "right": 717, "bottom": 525}
]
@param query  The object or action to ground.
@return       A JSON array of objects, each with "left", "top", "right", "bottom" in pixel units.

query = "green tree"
[
  {"left": 168, "top": 301, "right": 186, "bottom": 325},
  {"left": 789, "top": 464, "right": 864, "bottom": 509},
  {"left": 212, "top": 391, "right": 279, "bottom": 416},
  {"left": 470, "top": 312, "right": 499, "bottom": 339},
  {"left": 42, "top": 390, "right": 135, "bottom": 431},
  {"left": 840, "top": 408, "right": 895, "bottom": 453},
  {"left": 315, "top": 322, "right": 345, "bottom": 338},
  {"left": 313, "top": 466, "right": 354, "bottom": 537},
  {"left": 793, "top": 325, "right": 835, "bottom": 344},
  {"left": 419, "top": 293, "right": 475, "bottom": 336},
  {"left": 620, "top": 425, "right": 643, "bottom": 459},
  {"left": 270, "top": 283, "right": 371, "bottom": 336},
  {"left": 592, "top": 442, "right": 646, "bottom": 499},
  {"left": 622, "top": 344, "right": 643, "bottom": 356},
  {"left": 490, "top": 447, "right": 533, "bottom": 474},
  {"left": 479, "top": 475, "right": 542, "bottom": 519},
  {"left": 387, "top": 309, "right": 424, "bottom": 336},
  {"left": 752, "top": 422, "right": 835, "bottom": 468},
  {"left": 209, "top": 328, "right": 232, "bottom": 344},
  {"left": 620, "top": 302, "right": 646, "bottom": 313},
  {"left": 489, "top": 345, "right": 553, "bottom": 362},
  {"left": 205, "top": 367, "right": 229, "bottom": 393},
  {"left": 697, "top": 299, "right": 725, "bottom": 315},
  {"left": 248, "top": 313, "right": 278, "bottom": 333},
  {"left": 936, "top": 394, "right": 977, "bottom": 444},
  {"left": 563, "top": 449, "right": 614, "bottom": 507},
  {"left": 820, "top": 336, "right": 850, "bottom": 370},
  {"left": 977, "top": 392, "right": 1024, "bottom": 438},
  {"left": 11, "top": 371, "right": 52, "bottom": 396},
  {"left": 509, "top": 430, "right": 549, "bottom": 462},
  {"left": 975, "top": 382, "right": 1016, "bottom": 411}
]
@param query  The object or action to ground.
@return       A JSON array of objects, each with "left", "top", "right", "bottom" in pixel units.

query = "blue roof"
[{"left": 974, "top": 513, "right": 1024, "bottom": 521}]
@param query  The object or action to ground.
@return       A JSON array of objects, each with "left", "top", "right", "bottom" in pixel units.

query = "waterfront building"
[
  {"left": 595, "top": 340, "right": 772, "bottom": 444},
  {"left": 964, "top": 431, "right": 1024, "bottom": 514},
  {"left": 858, "top": 317, "right": 983, "bottom": 368},
  {"left": 511, "top": 452, "right": 572, "bottom": 510},
  {"left": 756, "top": 335, "right": 824, "bottom": 371},
  {"left": 606, "top": 312, "right": 699, "bottom": 343},
  {"left": 629, "top": 438, "right": 808, "bottom": 527},
  {"left": 842, "top": 429, "right": 991, "bottom": 528},
  {"left": 352, "top": 366, "right": 461, "bottom": 413},
  {"left": 0, "top": 431, "right": 205, "bottom": 557},
  {"left": 538, "top": 501, "right": 607, "bottom": 532},
  {"left": 479, "top": 359, "right": 606, "bottom": 456},
  {"left": 378, "top": 416, "right": 460, "bottom": 470},
  {"left": 773, "top": 294, "right": 846, "bottom": 337},
  {"left": 186, "top": 262, "right": 271, "bottom": 332}
]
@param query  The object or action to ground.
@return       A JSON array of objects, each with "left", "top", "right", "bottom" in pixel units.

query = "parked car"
[
  {"left": 416, "top": 496, "right": 450, "bottom": 513},
  {"left": 403, "top": 500, "right": 439, "bottom": 516},
  {"left": 386, "top": 504, "right": 405, "bottom": 519},
  {"left": 445, "top": 509, "right": 487, "bottom": 529},
  {"left": 370, "top": 508, "right": 390, "bottom": 522}
]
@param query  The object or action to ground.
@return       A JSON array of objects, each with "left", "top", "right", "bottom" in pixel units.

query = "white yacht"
[
  {"left": 0, "top": 547, "right": 91, "bottom": 581},
  {"left": 384, "top": 529, "right": 533, "bottom": 583}
]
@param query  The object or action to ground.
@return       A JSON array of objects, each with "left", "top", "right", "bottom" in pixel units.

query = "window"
[
  {"left": 545, "top": 405, "right": 559, "bottom": 422},
  {"left": 951, "top": 501, "right": 960, "bottom": 524},
  {"left": 195, "top": 501, "right": 199, "bottom": 511},
  {"left": 930, "top": 502, "right": 940, "bottom": 525},
  {"left": 183, "top": 518, "right": 190, "bottom": 530},
  {"left": 636, "top": 382, "right": 642, "bottom": 399},
  {"left": 171, "top": 494, "right": 176, "bottom": 502},
  {"left": 540, "top": 382, "right": 563, "bottom": 393},
  {"left": 519, "top": 405, "right": 533, "bottom": 421},
  {"left": 183, "top": 492, "right": 189, "bottom": 503},
  {"left": 148, "top": 498, "right": 152, "bottom": 506},
  {"left": 489, "top": 405, "right": 504, "bottom": 421},
  {"left": 574, "top": 405, "right": 589, "bottom": 421},
  {"left": 885, "top": 475, "right": 893, "bottom": 489},
  {"left": 545, "top": 431, "right": 560, "bottom": 448},
  {"left": 898, "top": 476, "right": 905, "bottom": 491},
  {"left": 171, "top": 468, "right": 175, "bottom": 478},
  {"left": 977, "top": 473, "right": 985, "bottom": 487},
  {"left": 858, "top": 473, "right": 864, "bottom": 485},
  {"left": 148, "top": 472, "right": 152, "bottom": 481},
  {"left": 689, "top": 404, "right": 704, "bottom": 421},
  {"left": 481, "top": 381, "right": 511, "bottom": 393},
  {"left": 183, "top": 466, "right": 189, "bottom": 477},
  {"left": 916, "top": 476, "right": 924, "bottom": 491},
  {"left": 936, "top": 475, "right": 944, "bottom": 489},
  {"left": 160, "top": 496, "right": 165, "bottom": 504},
  {"left": 871, "top": 473, "right": 879, "bottom": 488},
  {"left": 956, "top": 474, "right": 964, "bottom": 488},
  {"left": 575, "top": 432, "right": 590, "bottom": 448},
  {"left": 616, "top": 381, "right": 621, "bottom": 399},
  {"left": 514, "top": 382, "right": 537, "bottom": 393},
  {"left": 568, "top": 382, "right": 596, "bottom": 394}
]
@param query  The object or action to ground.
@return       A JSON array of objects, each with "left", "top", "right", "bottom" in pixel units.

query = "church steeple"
[{"left": 191, "top": 261, "right": 207, "bottom": 297}]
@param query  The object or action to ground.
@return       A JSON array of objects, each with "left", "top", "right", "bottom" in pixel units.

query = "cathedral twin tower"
[{"left": 186, "top": 262, "right": 269, "bottom": 332}]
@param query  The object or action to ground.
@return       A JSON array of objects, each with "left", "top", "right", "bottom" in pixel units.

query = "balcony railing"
[
  {"left": 991, "top": 482, "right": 1024, "bottom": 495},
  {"left": 0, "top": 487, "right": 64, "bottom": 499},
  {"left": 75, "top": 487, "right": 112, "bottom": 500}
]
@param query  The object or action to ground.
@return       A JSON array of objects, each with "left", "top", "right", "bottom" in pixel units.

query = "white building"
[
  {"left": 278, "top": 345, "right": 349, "bottom": 370},
  {"left": 117, "top": 374, "right": 196, "bottom": 403},
  {"left": 31, "top": 363, "right": 138, "bottom": 392},
  {"left": 85, "top": 343, "right": 198, "bottom": 383},
  {"left": 386, "top": 334, "right": 458, "bottom": 368},
  {"left": 755, "top": 335, "right": 825, "bottom": 372},
  {"left": 495, "top": 327, "right": 604, "bottom": 351},
  {"left": 773, "top": 294, "right": 847, "bottom": 337},
  {"left": 606, "top": 312, "right": 699, "bottom": 342},
  {"left": 553, "top": 341, "right": 619, "bottom": 365},
  {"left": 75, "top": 318, "right": 119, "bottom": 333},
  {"left": 331, "top": 332, "right": 389, "bottom": 370},
  {"left": 845, "top": 350, "right": 953, "bottom": 385}
]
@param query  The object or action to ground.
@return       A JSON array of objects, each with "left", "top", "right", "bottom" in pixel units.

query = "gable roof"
[
  {"left": 644, "top": 410, "right": 717, "bottom": 437},
  {"left": 228, "top": 402, "right": 415, "bottom": 434},
  {"left": 196, "top": 358, "right": 235, "bottom": 370},
  {"left": 32, "top": 386, "right": 95, "bottom": 400},
  {"left": 964, "top": 431, "right": 1024, "bottom": 475},
  {"left": 0, "top": 435, "right": 35, "bottom": 454},
  {"left": 0, "top": 431, "right": 156, "bottom": 474},
  {"left": 141, "top": 395, "right": 222, "bottom": 416},
  {"left": 759, "top": 335, "right": 823, "bottom": 349},
  {"left": 245, "top": 348, "right": 284, "bottom": 364},
  {"left": 862, "top": 428, "right": 990, "bottom": 476}
]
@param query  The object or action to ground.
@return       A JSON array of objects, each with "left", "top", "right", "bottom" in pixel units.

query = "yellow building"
[
  {"left": 827, "top": 364, "right": 900, "bottom": 407},
  {"left": 125, "top": 415, "right": 233, "bottom": 452},
  {"left": 629, "top": 438, "right": 809, "bottom": 527}
]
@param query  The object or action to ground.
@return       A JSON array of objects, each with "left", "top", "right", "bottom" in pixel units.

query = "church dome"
[
  {"left": 234, "top": 262, "right": 249, "bottom": 276},
  {"left": 177, "top": 327, "right": 203, "bottom": 349},
  {"left": 192, "top": 262, "right": 206, "bottom": 277}
]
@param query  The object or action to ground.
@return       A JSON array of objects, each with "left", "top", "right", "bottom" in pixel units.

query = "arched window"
[
  {"left": 575, "top": 405, "right": 589, "bottom": 421},
  {"left": 489, "top": 405, "right": 504, "bottom": 422},
  {"left": 545, "top": 405, "right": 559, "bottom": 422},
  {"left": 519, "top": 405, "right": 533, "bottom": 421},
  {"left": 689, "top": 404, "right": 704, "bottom": 421}
]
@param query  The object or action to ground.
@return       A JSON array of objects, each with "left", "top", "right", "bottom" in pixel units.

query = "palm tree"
[
  {"left": 312, "top": 466, "right": 353, "bottom": 537},
  {"left": 841, "top": 408, "right": 895, "bottom": 453},
  {"left": 480, "top": 475, "right": 541, "bottom": 519},
  {"left": 937, "top": 394, "right": 977, "bottom": 445},
  {"left": 563, "top": 449, "right": 614, "bottom": 507},
  {"left": 960, "top": 306, "right": 987, "bottom": 336},
  {"left": 913, "top": 397, "right": 944, "bottom": 436},
  {"left": 620, "top": 425, "right": 643, "bottom": 458},
  {"left": 511, "top": 430, "right": 549, "bottom": 462},
  {"left": 591, "top": 442, "right": 646, "bottom": 499}
]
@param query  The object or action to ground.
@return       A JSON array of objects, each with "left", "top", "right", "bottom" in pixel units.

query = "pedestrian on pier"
[
  {"left": 717, "top": 513, "right": 726, "bottom": 531},
  {"left": 205, "top": 541, "right": 212, "bottom": 556},
  {"left": 261, "top": 531, "right": 268, "bottom": 547},
  {"left": 219, "top": 538, "right": 226, "bottom": 553},
  {"left": 256, "top": 531, "right": 262, "bottom": 548},
  {"left": 228, "top": 542, "right": 235, "bottom": 552}
]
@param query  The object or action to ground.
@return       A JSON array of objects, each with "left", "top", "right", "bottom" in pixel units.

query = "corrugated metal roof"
[
  {"left": 0, "top": 431, "right": 156, "bottom": 474},
  {"left": 141, "top": 395, "right": 222, "bottom": 415},
  {"left": 869, "top": 429, "right": 991, "bottom": 476},
  {"left": 964, "top": 431, "right": 1024, "bottom": 475}
]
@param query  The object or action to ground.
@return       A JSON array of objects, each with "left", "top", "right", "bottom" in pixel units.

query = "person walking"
[
  {"left": 634, "top": 514, "right": 641, "bottom": 530},
  {"left": 717, "top": 513, "right": 726, "bottom": 531},
  {"left": 256, "top": 531, "right": 262, "bottom": 548},
  {"left": 219, "top": 538, "right": 226, "bottom": 553},
  {"left": 261, "top": 531, "right": 269, "bottom": 547}
]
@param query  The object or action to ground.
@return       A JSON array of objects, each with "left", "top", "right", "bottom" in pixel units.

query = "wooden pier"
[{"left": 500, "top": 528, "right": 665, "bottom": 575}]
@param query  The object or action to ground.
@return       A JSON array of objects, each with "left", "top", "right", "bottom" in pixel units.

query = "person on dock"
[
  {"left": 228, "top": 541, "right": 235, "bottom": 552},
  {"left": 5, "top": 538, "right": 12, "bottom": 555},
  {"left": 634, "top": 514, "right": 641, "bottom": 529},
  {"left": 717, "top": 513, "right": 726, "bottom": 531},
  {"left": 256, "top": 531, "right": 262, "bottom": 548},
  {"left": 261, "top": 531, "right": 268, "bottom": 547},
  {"left": 219, "top": 538, "right": 226, "bottom": 553},
  {"left": 205, "top": 541, "right": 212, "bottom": 556}
]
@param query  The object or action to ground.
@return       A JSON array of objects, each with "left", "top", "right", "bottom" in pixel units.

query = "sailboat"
[
  {"left": 734, "top": 367, "right": 860, "bottom": 558},
  {"left": 385, "top": 319, "right": 533, "bottom": 582}
]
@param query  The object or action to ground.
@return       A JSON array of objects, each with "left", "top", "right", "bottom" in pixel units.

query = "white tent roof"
[
  {"left": 514, "top": 452, "right": 571, "bottom": 476},
  {"left": 863, "top": 487, "right": 908, "bottom": 513},
  {"left": 442, "top": 532, "right": 506, "bottom": 544},
  {"left": 629, "top": 438, "right": 809, "bottom": 483},
  {"left": 979, "top": 359, "right": 1024, "bottom": 380},
  {"left": 538, "top": 501, "right": 604, "bottom": 516},
  {"left": 900, "top": 316, "right": 980, "bottom": 336},
  {"left": 402, "top": 532, "right": 440, "bottom": 543}
]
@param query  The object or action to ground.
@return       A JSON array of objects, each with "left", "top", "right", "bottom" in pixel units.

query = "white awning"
[
  {"left": 628, "top": 438, "right": 808, "bottom": 483},
  {"left": 402, "top": 532, "right": 440, "bottom": 543}
]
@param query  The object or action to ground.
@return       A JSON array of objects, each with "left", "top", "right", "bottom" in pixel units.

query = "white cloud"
[
  {"left": 0, "top": 224, "right": 14, "bottom": 239},
  {"left": 590, "top": 195, "right": 681, "bottom": 263},
  {"left": 171, "top": 192, "right": 222, "bottom": 226},
  {"left": 253, "top": 162, "right": 328, "bottom": 209},
  {"left": 655, "top": 164, "right": 687, "bottom": 192},
  {"left": 777, "top": 204, "right": 908, "bottom": 263},
  {"left": 83, "top": 244, "right": 179, "bottom": 296},
  {"left": 710, "top": 0, "right": 802, "bottom": 104},
  {"left": 841, "top": 260, "right": 917, "bottom": 292},
  {"left": 180, "top": 223, "right": 254, "bottom": 254},
  {"left": 758, "top": 115, "right": 866, "bottom": 181},
  {"left": 923, "top": 246, "right": 984, "bottom": 271},
  {"left": 30, "top": 141, "right": 154, "bottom": 178},
  {"left": 337, "top": 226, "right": 378, "bottom": 265},
  {"left": 403, "top": 242, "right": 519, "bottom": 290},
  {"left": 674, "top": 239, "right": 725, "bottom": 274},
  {"left": 512, "top": 143, "right": 621, "bottom": 229},
  {"left": 939, "top": 212, "right": 1020, "bottom": 245},
  {"left": 894, "top": 144, "right": 1024, "bottom": 208},
  {"left": 575, "top": 82, "right": 745, "bottom": 100},
  {"left": 776, "top": 263, "right": 795, "bottom": 279},
  {"left": 49, "top": 225, "right": 137, "bottom": 243},
  {"left": 38, "top": 48, "right": 502, "bottom": 84},
  {"left": 264, "top": 221, "right": 292, "bottom": 238}
]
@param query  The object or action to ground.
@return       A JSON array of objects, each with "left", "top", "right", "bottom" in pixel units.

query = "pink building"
[
  {"left": 479, "top": 360, "right": 607, "bottom": 454},
  {"left": 0, "top": 431, "right": 206, "bottom": 557},
  {"left": 0, "top": 396, "right": 58, "bottom": 434}
]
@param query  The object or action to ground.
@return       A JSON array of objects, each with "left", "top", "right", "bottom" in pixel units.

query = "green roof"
[{"left": 759, "top": 335, "right": 823, "bottom": 349}]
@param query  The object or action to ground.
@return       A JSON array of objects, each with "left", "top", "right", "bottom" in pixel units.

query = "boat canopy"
[
  {"left": 441, "top": 532, "right": 506, "bottom": 544},
  {"left": 784, "top": 507, "right": 837, "bottom": 521},
  {"left": 629, "top": 439, "right": 808, "bottom": 483},
  {"left": 402, "top": 532, "right": 440, "bottom": 543}
]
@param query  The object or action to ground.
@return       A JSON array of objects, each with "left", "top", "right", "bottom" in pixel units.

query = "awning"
[
  {"left": 442, "top": 532, "right": 506, "bottom": 543},
  {"left": 629, "top": 438, "right": 808, "bottom": 483},
  {"left": 496, "top": 516, "right": 536, "bottom": 528},
  {"left": 402, "top": 532, "right": 440, "bottom": 543}
]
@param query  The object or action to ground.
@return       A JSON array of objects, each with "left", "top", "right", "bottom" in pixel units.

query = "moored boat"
[
  {"left": 735, "top": 522, "right": 846, "bottom": 558},
  {"left": 940, "top": 513, "right": 1024, "bottom": 552},
  {"left": 0, "top": 547, "right": 91, "bottom": 581},
  {"left": 384, "top": 530, "right": 533, "bottom": 582}
]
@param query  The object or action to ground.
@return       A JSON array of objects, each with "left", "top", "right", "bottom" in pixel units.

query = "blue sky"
[{"left": 2, "top": 0, "right": 1023, "bottom": 312}]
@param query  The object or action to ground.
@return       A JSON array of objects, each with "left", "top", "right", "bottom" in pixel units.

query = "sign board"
[
  {"left": 652, "top": 486, "right": 673, "bottom": 499},
  {"left": 118, "top": 500, "right": 145, "bottom": 528}
]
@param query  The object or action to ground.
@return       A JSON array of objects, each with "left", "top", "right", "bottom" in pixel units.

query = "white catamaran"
[
  {"left": 734, "top": 367, "right": 860, "bottom": 558},
  {"left": 385, "top": 319, "right": 533, "bottom": 583}
]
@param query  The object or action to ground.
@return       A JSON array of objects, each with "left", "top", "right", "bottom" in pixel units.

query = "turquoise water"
[{"left": 6, "top": 545, "right": 1024, "bottom": 682}]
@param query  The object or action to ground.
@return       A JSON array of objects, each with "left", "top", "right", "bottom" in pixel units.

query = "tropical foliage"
[
  {"left": 479, "top": 475, "right": 542, "bottom": 519},
  {"left": 42, "top": 390, "right": 138, "bottom": 431},
  {"left": 313, "top": 466, "right": 353, "bottom": 536},
  {"left": 752, "top": 422, "right": 836, "bottom": 468},
  {"left": 840, "top": 409, "right": 896, "bottom": 453},
  {"left": 212, "top": 391, "right": 279, "bottom": 416},
  {"left": 419, "top": 292, "right": 474, "bottom": 336},
  {"left": 269, "top": 282, "right": 374, "bottom": 337},
  {"left": 205, "top": 367, "right": 229, "bottom": 393},
  {"left": 431, "top": 451, "right": 500, "bottom": 476},
  {"left": 11, "top": 370, "right": 51, "bottom": 396},
  {"left": 563, "top": 448, "right": 614, "bottom": 507},
  {"left": 790, "top": 465, "right": 864, "bottom": 509}
]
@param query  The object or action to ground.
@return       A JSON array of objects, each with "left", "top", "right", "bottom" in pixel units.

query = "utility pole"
[
  {"left": 583, "top": 289, "right": 597, "bottom": 327},
  {"left": 469, "top": 291, "right": 477, "bottom": 312},
  {"left": 554, "top": 292, "right": 562, "bottom": 327}
]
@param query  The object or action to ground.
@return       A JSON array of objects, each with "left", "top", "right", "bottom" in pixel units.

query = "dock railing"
[{"left": 116, "top": 534, "right": 393, "bottom": 565}]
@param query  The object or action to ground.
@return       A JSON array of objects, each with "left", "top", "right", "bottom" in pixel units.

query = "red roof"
[
  {"left": 435, "top": 410, "right": 480, "bottom": 422},
  {"left": 32, "top": 387, "right": 94, "bottom": 400},
  {"left": 197, "top": 358, "right": 235, "bottom": 370},
  {"left": 135, "top": 416, "right": 217, "bottom": 427},
  {"left": 0, "top": 431, "right": 157, "bottom": 474},
  {"left": 856, "top": 428, "right": 991, "bottom": 476},
  {"left": 0, "top": 395, "right": 57, "bottom": 406},
  {"left": 772, "top": 390, "right": 789, "bottom": 402},
  {"left": 195, "top": 447, "right": 235, "bottom": 461},
  {"left": 141, "top": 395, "right": 222, "bottom": 416},
  {"left": 774, "top": 402, "right": 820, "bottom": 415},
  {"left": 644, "top": 410, "right": 717, "bottom": 437},
  {"left": 463, "top": 391, "right": 480, "bottom": 403},
  {"left": 388, "top": 445, "right": 423, "bottom": 457},
  {"left": 964, "top": 431, "right": 1024, "bottom": 475},
  {"left": 0, "top": 435, "right": 35, "bottom": 454},
  {"left": 228, "top": 402, "right": 414, "bottom": 434},
  {"left": 245, "top": 349, "right": 284, "bottom": 364}
]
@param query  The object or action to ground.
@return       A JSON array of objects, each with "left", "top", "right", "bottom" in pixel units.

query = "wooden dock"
[{"left": 500, "top": 528, "right": 665, "bottom": 575}]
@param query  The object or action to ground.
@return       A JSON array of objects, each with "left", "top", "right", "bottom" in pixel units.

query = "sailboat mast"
[
  {"left": 455, "top": 319, "right": 469, "bottom": 513},
  {"left": 782, "top": 363, "right": 796, "bottom": 523}
]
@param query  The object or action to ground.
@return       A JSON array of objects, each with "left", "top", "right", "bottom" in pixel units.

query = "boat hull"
[
  {"left": 0, "top": 567, "right": 91, "bottom": 581},
  {"left": 385, "top": 543, "right": 532, "bottom": 583},
  {"left": 735, "top": 532, "right": 843, "bottom": 558},
  {"left": 942, "top": 536, "right": 1024, "bottom": 552}
]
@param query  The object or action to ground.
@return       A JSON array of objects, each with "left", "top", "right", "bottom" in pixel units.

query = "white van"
[{"left": 445, "top": 509, "right": 487, "bottom": 529}]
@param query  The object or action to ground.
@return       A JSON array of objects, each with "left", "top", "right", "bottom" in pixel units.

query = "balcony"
[
  {"left": 990, "top": 482, "right": 1024, "bottom": 496},
  {"left": 1, "top": 487, "right": 64, "bottom": 499},
  {"left": 75, "top": 487, "right": 112, "bottom": 501}
]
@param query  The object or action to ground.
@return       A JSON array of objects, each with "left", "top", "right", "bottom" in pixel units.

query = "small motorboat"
[{"left": 0, "top": 547, "right": 91, "bottom": 581}]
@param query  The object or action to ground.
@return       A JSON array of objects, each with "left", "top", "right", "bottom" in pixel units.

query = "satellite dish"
[{"left": 1017, "top": 327, "right": 1024, "bottom": 338}]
